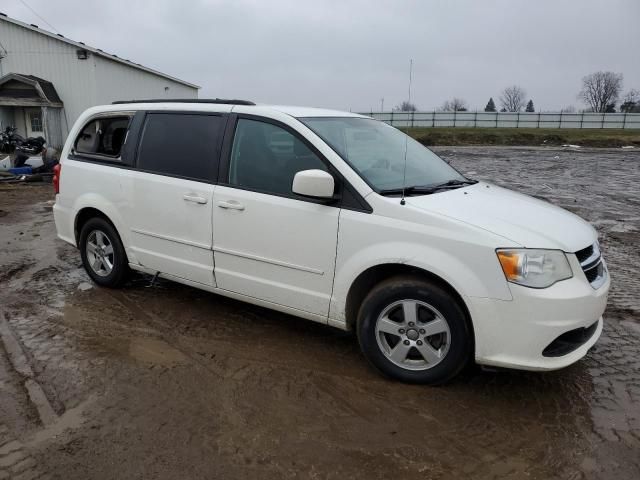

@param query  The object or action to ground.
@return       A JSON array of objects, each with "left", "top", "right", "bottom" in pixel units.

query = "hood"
[{"left": 405, "top": 182, "right": 596, "bottom": 252}]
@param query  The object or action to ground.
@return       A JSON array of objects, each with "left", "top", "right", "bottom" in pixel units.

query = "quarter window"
[
  {"left": 229, "top": 119, "right": 328, "bottom": 196},
  {"left": 75, "top": 116, "right": 131, "bottom": 157},
  {"left": 137, "top": 113, "right": 224, "bottom": 182}
]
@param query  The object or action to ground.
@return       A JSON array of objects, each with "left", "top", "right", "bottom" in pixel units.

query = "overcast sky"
[{"left": 1, "top": 0, "right": 639, "bottom": 112}]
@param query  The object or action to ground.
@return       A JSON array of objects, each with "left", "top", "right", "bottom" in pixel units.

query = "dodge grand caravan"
[{"left": 53, "top": 99, "right": 609, "bottom": 384}]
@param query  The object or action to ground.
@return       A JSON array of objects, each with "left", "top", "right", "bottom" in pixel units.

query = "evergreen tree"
[
  {"left": 484, "top": 97, "right": 497, "bottom": 112},
  {"left": 525, "top": 100, "right": 535, "bottom": 112}
]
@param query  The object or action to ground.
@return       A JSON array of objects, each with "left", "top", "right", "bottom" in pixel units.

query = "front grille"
[
  {"left": 585, "top": 265, "right": 600, "bottom": 282},
  {"left": 575, "top": 245, "right": 593, "bottom": 264},
  {"left": 574, "top": 242, "right": 606, "bottom": 289}
]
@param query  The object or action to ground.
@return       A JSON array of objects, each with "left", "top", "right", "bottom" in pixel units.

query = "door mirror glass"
[{"left": 292, "top": 169, "right": 334, "bottom": 199}]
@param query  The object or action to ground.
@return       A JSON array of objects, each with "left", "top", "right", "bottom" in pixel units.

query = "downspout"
[{"left": 42, "top": 105, "right": 48, "bottom": 142}]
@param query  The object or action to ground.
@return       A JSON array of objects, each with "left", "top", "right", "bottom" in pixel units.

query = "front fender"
[{"left": 329, "top": 209, "right": 514, "bottom": 326}]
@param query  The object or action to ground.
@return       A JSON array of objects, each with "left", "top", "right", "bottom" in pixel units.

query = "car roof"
[
  {"left": 100, "top": 100, "right": 367, "bottom": 119},
  {"left": 264, "top": 105, "right": 367, "bottom": 118}
]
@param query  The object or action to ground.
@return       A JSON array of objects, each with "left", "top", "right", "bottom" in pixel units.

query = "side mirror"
[{"left": 292, "top": 169, "right": 335, "bottom": 199}]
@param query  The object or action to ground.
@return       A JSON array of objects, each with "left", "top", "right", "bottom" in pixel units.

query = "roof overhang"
[{"left": 0, "top": 73, "right": 64, "bottom": 107}]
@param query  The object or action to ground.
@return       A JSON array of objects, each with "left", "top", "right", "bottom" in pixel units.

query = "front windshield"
[{"left": 299, "top": 117, "right": 465, "bottom": 191}]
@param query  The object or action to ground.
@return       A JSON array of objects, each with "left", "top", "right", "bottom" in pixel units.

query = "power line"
[{"left": 17, "top": 0, "right": 60, "bottom": 33}]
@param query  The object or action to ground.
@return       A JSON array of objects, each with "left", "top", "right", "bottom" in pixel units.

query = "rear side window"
[
  {"left": 137, "top": 113, "right": 224, "bottom": 182},
  {"left": 74, "top": 116, "right": 131, "bottom": 157}
]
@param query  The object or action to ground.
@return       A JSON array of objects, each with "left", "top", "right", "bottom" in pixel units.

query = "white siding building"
[{"left": 0, "top": 13, "right": 199, "bottom": 148}]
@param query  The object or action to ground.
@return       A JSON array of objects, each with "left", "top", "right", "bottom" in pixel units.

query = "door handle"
[
  {"left": 217, "top": 200, "right": 245, "bottom": 211},
  {"left": 183, "top": 194, "right": 208, "bottom": 204}
]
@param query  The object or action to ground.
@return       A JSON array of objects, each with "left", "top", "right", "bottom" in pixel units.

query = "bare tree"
[
  {"left": 561, "top": 105, "right": 577, "bottom": 113},
  {"left": 621, "top": 89, "right": 640, "bottom": 113},
  {"left": 499, "top": 85, "right": 526, "bottom": 112},
  {"left": 578, "top": 71, "right": 623, "bottom": 113},
  {"left": 439, "top": 97, "right": 468, "bottom": 111},
  {"left": 394, "top": 101, "right": 417, "bottom": 112},
  {"left": 623, "top": 89, "right": 640, "bottom": 103}
]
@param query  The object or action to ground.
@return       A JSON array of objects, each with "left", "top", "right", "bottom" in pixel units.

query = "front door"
[
  {"left": 121, "top": 112, "right": 226, "bottom": 286},
  {"left": 213, "top": 117, "right": 340, "bottom": 316}
]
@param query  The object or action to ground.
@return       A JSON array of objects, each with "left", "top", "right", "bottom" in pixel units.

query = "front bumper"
[{"left": 469, "top": 261, "right": 609, "bottom": 371}]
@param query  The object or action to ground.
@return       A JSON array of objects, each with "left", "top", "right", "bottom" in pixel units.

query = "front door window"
[{"left": 228, "top": 118, "right": 328, "bottom": 196}]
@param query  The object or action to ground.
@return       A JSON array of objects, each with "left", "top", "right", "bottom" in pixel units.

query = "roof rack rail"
[{"left": 111, "top": 98, "right": 255, "bottom": 106}]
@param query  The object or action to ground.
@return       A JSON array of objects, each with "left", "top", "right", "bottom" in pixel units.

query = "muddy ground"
[{"left": 0, "top": 146, "right": 639, "bottom": 480}]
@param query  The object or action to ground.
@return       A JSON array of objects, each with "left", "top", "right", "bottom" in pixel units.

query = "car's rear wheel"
[
  {"left": 79, "top": 217, "right": 129, "bottom": 288},
  {"left": 357, "top": 276, "right": 472, "bottom": 384}
]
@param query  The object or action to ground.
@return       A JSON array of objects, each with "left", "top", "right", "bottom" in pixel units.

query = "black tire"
[
  {"left": 357, "top": 276, "right": 472, "bottom": 385},
  {"left": 79, "top": 217, "right": 129, "bottom": 288}
]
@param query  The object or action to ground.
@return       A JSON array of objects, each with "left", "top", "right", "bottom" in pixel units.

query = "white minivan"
[{"left": 53, "top": 99, "right": 609, "bottom": 384}]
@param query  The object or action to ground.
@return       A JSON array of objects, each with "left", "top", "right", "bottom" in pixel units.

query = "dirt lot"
[{"left": 0, "top": 146, "right": 639, "bottom": 480}]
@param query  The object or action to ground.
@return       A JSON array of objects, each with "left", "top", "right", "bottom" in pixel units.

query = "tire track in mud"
[
  {"left": 0, "top": 313, "right": 58, "bottom": 426},
  {"left": 103, "top": 287, "right": 382, "bottom": 421},
  {"left": 95, "top": 288, "right": 542, "bottom": 478}
]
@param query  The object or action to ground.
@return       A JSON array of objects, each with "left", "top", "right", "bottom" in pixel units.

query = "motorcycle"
[
  {"left": 0, "top": 126, "right": 46, "bottom": 155},
  {"left": 19, "top": 135, "right": 46, "bottom": 155}
]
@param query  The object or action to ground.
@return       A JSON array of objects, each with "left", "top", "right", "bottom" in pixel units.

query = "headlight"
[{"left": 496, "top": 249, "right": 572, "bottom": 288}]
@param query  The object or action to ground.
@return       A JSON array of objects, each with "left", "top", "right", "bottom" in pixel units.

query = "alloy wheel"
[
  {"left": 86, "top": 230, "right": 115, "bottom": 277},
  {"left": 375, "top": 299, "right": 451, "bottom": 371}
]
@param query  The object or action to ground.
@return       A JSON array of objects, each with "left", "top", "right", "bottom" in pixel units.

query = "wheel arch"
[
  {"left": 74, "top": 207, "right": 119, "bottom": 246},
  {"left": 344, "top": 263, "right": 474, "bottom": 346}
]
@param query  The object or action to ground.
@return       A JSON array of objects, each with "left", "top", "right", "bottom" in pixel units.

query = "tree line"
[{"left": 393, "top": 71, "right": 640, "bottom": 113}]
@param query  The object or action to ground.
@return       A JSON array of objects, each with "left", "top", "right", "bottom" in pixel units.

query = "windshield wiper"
[
  {"left": 378, "top": 185, "right": 434, "bottom": 196},
  {"left": 379, "top": 179, "right": 478, "bottom": 196},
  {"left": 431, "top": 179, "right": 478, "bottom": 188}
]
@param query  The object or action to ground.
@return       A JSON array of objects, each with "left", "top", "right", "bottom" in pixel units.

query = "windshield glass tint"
[{"left": 300, "top": 117, "right": 464, "bottom": 191}]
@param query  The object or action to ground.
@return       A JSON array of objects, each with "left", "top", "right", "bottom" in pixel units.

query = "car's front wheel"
[
  {"left": 79, "top": 217, "right": 129, "bottom": 288},
  {"left": 357, "top": 276, "right": 472, "bottom": 384}
]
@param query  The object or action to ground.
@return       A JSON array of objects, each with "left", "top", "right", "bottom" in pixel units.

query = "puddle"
[
  {"left": 127, "top": 337, "right": 188, "bottom": 366},
  {"left": 88, "top": 335, "right": 189, "bottom": 366}
]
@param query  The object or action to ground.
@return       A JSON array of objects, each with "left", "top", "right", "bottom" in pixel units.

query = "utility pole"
[{"left": 380, "top": 98, "right": 384, "bottom": 112}]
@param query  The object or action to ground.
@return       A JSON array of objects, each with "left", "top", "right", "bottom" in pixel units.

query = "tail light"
[{"left": 53, "top": 163, "right": 61, "bottom": 194}]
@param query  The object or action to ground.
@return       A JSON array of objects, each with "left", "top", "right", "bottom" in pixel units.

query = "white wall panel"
[{"left": 0, "top": 19, "right": 198, "bottom": 139}]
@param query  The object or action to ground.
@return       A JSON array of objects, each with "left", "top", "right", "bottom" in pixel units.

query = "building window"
[{"left": 30, "top": 112, "right": 43, "bottom": 132}]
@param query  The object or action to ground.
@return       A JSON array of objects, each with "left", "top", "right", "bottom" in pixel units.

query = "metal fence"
[{"left": 363, "top": 111, "right": 640, "bottom": 129}]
